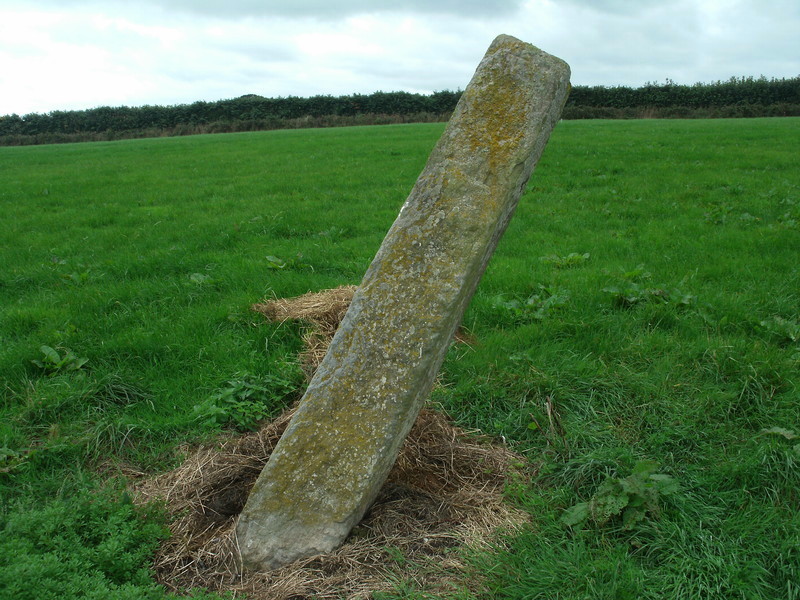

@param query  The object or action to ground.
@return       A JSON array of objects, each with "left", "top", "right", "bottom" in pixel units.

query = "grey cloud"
[
  {"left": 18, "top": 0, "right": 524, "bottom": 19},
  {"left": 206, "top": 39, "right": 299, "bottom": 64},
  {"left": 555, "top": 0, "right": 674, "bottom": 15},
  {"left": 160, "top": 0, "right": 524, "bottom": 18}
]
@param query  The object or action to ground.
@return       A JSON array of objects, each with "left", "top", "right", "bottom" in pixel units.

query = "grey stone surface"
[{"left": 236, "top": 34, "right": 571, "bottom": 571}]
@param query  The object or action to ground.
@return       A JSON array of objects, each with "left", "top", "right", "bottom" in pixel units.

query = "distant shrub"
[{"left": 2, "top": 76, "right": 798, "bottom": 146}]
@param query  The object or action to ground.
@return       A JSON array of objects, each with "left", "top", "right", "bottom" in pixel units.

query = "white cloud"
[{"left": 0, "top": 0, "right": 797, "bottom": 115}]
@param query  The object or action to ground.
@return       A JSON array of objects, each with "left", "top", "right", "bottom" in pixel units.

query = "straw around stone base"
[{"left": 133, "top": 408, "right": 530, "bottom": 599}]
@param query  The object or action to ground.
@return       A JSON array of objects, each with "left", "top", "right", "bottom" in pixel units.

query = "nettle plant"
[
  {"left": 192, "top": 367, "right": 301, "bottom": 431},
  {"left": 562, "top": 460, "right": 679, "bottom": 530}
]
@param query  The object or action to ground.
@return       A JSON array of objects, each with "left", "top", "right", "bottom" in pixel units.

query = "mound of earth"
[{"left": 132, "top": 287, "right": 527, "bottom": 599}]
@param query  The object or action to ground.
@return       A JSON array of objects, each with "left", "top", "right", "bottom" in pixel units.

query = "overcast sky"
[{"left": 1, "top": 0, "right": 797, "bottom": 116}]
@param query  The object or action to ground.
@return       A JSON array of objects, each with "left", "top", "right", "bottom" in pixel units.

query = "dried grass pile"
[
  {"left": 132, "top": 286, "right": 527, "bottom": 598},
  {"left": 134, "top": 408, "right": 529, "bottom": 599},
  {"left": 252, "top": 286, "right": 357, "bottom": 378}
]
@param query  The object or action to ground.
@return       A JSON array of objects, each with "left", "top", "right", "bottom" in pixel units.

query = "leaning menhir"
[{"left": 236, "top": 34, "right": 571, "bottom": 570}]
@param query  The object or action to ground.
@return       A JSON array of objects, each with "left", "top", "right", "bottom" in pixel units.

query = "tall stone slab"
[{"left": 236, "top": 34, "right": 571, "bottom": 570}]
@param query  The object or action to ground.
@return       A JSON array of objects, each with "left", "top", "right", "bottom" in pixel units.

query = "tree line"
[
  {"left": 1, "top": 76, "right": 797, "bottom": 146},
  {"left": 565, "top": 75, "right": 800, "bottom": 119}
]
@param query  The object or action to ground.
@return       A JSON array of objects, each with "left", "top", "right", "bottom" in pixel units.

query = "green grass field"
[{"left": 1, "top": 118, "right": 798, "bottom": 599}]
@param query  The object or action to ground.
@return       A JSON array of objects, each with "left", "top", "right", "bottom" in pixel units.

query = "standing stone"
[{"left": 236, "top": 34, "right": 571, "bottom": 570}]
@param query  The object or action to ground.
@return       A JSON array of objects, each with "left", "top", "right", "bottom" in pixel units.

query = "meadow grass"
[{"left": 1, "top": 118, "right": 798, "bottom": 599}]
